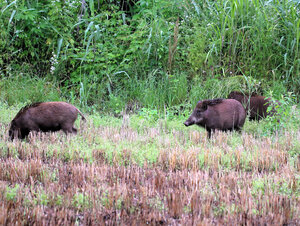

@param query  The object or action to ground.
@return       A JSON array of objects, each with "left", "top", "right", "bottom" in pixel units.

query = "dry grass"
[{"left": 0, "top": 111, "right": 299, "bottom": 225}]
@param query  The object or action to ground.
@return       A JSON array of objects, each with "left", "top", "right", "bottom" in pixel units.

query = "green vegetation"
[
  {"left": 0, "top": 0, "right": 299, "bottom": 224},
  {"left": 0, "top": 0, "right": 299, "bottom": 110}
]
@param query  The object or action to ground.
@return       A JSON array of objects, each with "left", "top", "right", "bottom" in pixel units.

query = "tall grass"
[
  {"left": 186, "top": 0, "right": 299, "bottom": 88},
  {"left": 0, "top": 75, "right": 62, "bottom": 106},
  {"left": 0, "top": 0, "right": 299, "bottom": 110},
  {"left": 74, "top": 0, "right": 300, "bottom": 107}
]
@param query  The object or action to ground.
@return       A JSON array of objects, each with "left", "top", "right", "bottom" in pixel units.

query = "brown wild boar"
[
  {"left": 184, "top": 98, "right": 246, "bottom": 138},
  {"left": 227, "top": 91, "right": 279, "bottom": 121},
  {"left": 9, "top": 102, "right": 86, "bottom": 140}
]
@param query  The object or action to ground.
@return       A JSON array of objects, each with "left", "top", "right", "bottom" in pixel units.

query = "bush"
[{"left": 261, "top": 92, "right": 299, "bottom": 136}]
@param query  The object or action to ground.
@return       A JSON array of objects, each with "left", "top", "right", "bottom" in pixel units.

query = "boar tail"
[{"left": 76, "top": 108, "right": 86, "bottom": 121}]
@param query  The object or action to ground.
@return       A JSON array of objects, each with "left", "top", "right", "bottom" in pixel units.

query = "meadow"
[
  {"left": 0, "top": 103, "right": 299, "bottom": 225},
  {"left": 0, "top": 0, "right": 299, "bottom": 224}
]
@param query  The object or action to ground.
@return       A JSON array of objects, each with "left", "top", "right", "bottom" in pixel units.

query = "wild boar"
[
  {"left": 184, "top": 98, "right": 246, "bottom": 138},
  {"left": 9, "top": 102, "right": 86, "bottom": 140},
  {"left": 228, "top": 91, "right": 279, "bottom": 121}
]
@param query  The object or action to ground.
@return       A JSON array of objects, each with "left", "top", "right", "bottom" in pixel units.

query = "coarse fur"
[
  {"left": 9, "top": 102, "right": 86, "bottom": 140},
  {"left": 184, "top": 98, "right": 246, "bottom": 139},
  {"left": 13, "top": 102, "right": 43, "bottom": 121},
  {"left": 199, "top": 98, "right": 224, "bottom": 106},
  {"left": 228, "top": 91, "right": 279, "bottom": 121}
]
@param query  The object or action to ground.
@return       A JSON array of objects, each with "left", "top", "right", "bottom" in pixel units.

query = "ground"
[{"left": 0, "top": 104, "right": 299, "bottom": 225}]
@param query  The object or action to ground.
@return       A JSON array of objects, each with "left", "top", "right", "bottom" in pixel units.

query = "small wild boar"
[
  {"left": 227, "top": 91, "right": 279, "bottom": 121},
  {"left": 184, "top": 98, "right": 246, "bottom": 138},
  {"left": 9, "top": 102, "right": 86, "bottom": 140}
]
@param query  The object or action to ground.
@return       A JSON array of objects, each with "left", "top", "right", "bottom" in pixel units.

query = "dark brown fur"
[
  {"left": 228, "top": 91, "right": 279, "bottom": 121},
  {"left": 9, "top": 102, "right": 86, "bottom": 140},
  {"left": 184, "top": 98, "right": 246, "bottom": 138},
  {"left": 13, "top": 102, "right": 43, "bottom": 121}
]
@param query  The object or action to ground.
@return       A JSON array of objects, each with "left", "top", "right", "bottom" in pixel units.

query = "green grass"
[{"left": 0, "top": 75, "right": 62, "bottom": 106}]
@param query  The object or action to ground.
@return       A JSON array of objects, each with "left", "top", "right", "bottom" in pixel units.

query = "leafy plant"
[
  {"left": 252, "top": 178, "right": 265, "bottom": 196},
  {"left": 5, "top": 184, "right": 20, "bottom": 202},
  {"left": 138, "top": 107, "right": 159, "bottom": 123},
  {"left": 38, "top": 190, "right": 49, "bottom": 206},
  {"left": 262, "top": 92, "right": 299, "bottom": 136},
  {"left": 72, "top": 192, "right": 91, "bottom": 210}
]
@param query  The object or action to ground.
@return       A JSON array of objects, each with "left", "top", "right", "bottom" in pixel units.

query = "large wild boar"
[
  {"left": 184, "top": 98, "right": 246, "bottom": 138},
  {"left": 9, "top": 102, "right": 86, "bottom": 140},
  {"left": 227, "top": 91, "right": 278, "bottom": 121}
]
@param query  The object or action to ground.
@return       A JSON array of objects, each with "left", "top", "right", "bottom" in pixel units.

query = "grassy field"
[{"left": 0, "top": 103, "right": 299, "bottom": 225}]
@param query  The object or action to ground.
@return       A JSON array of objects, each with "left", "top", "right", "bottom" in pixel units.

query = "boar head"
[
  {"left": 8, "top": 121, "right": 21, "bottom": 140},
  {"left": 184, "top": 101, "right": 208, "bottom": 127}
]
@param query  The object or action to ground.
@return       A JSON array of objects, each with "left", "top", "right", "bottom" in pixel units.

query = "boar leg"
[
  {"left": 61, "top": 124, "right": 75, "bottom": 135},
  {"left": 207, "top": 129, "right": 212, "bottom": 139},
  {"left": 234, "top": 127, "right": 242, "bottom": 133},
  {"left": 20, "top": 128, "right": 30, "bottom": 139},
  {"left": 72, "top": 127, "right": 77, "bottom": 134}
]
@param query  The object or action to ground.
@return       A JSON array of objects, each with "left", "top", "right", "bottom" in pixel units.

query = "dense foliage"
[{"left": 0, "top": 0, "right": 299, "bottom": 111}]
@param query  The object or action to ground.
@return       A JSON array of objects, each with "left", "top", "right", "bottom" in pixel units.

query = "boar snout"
[{"left": 184, "top": 119, "right": 194, "bottom": 127}]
